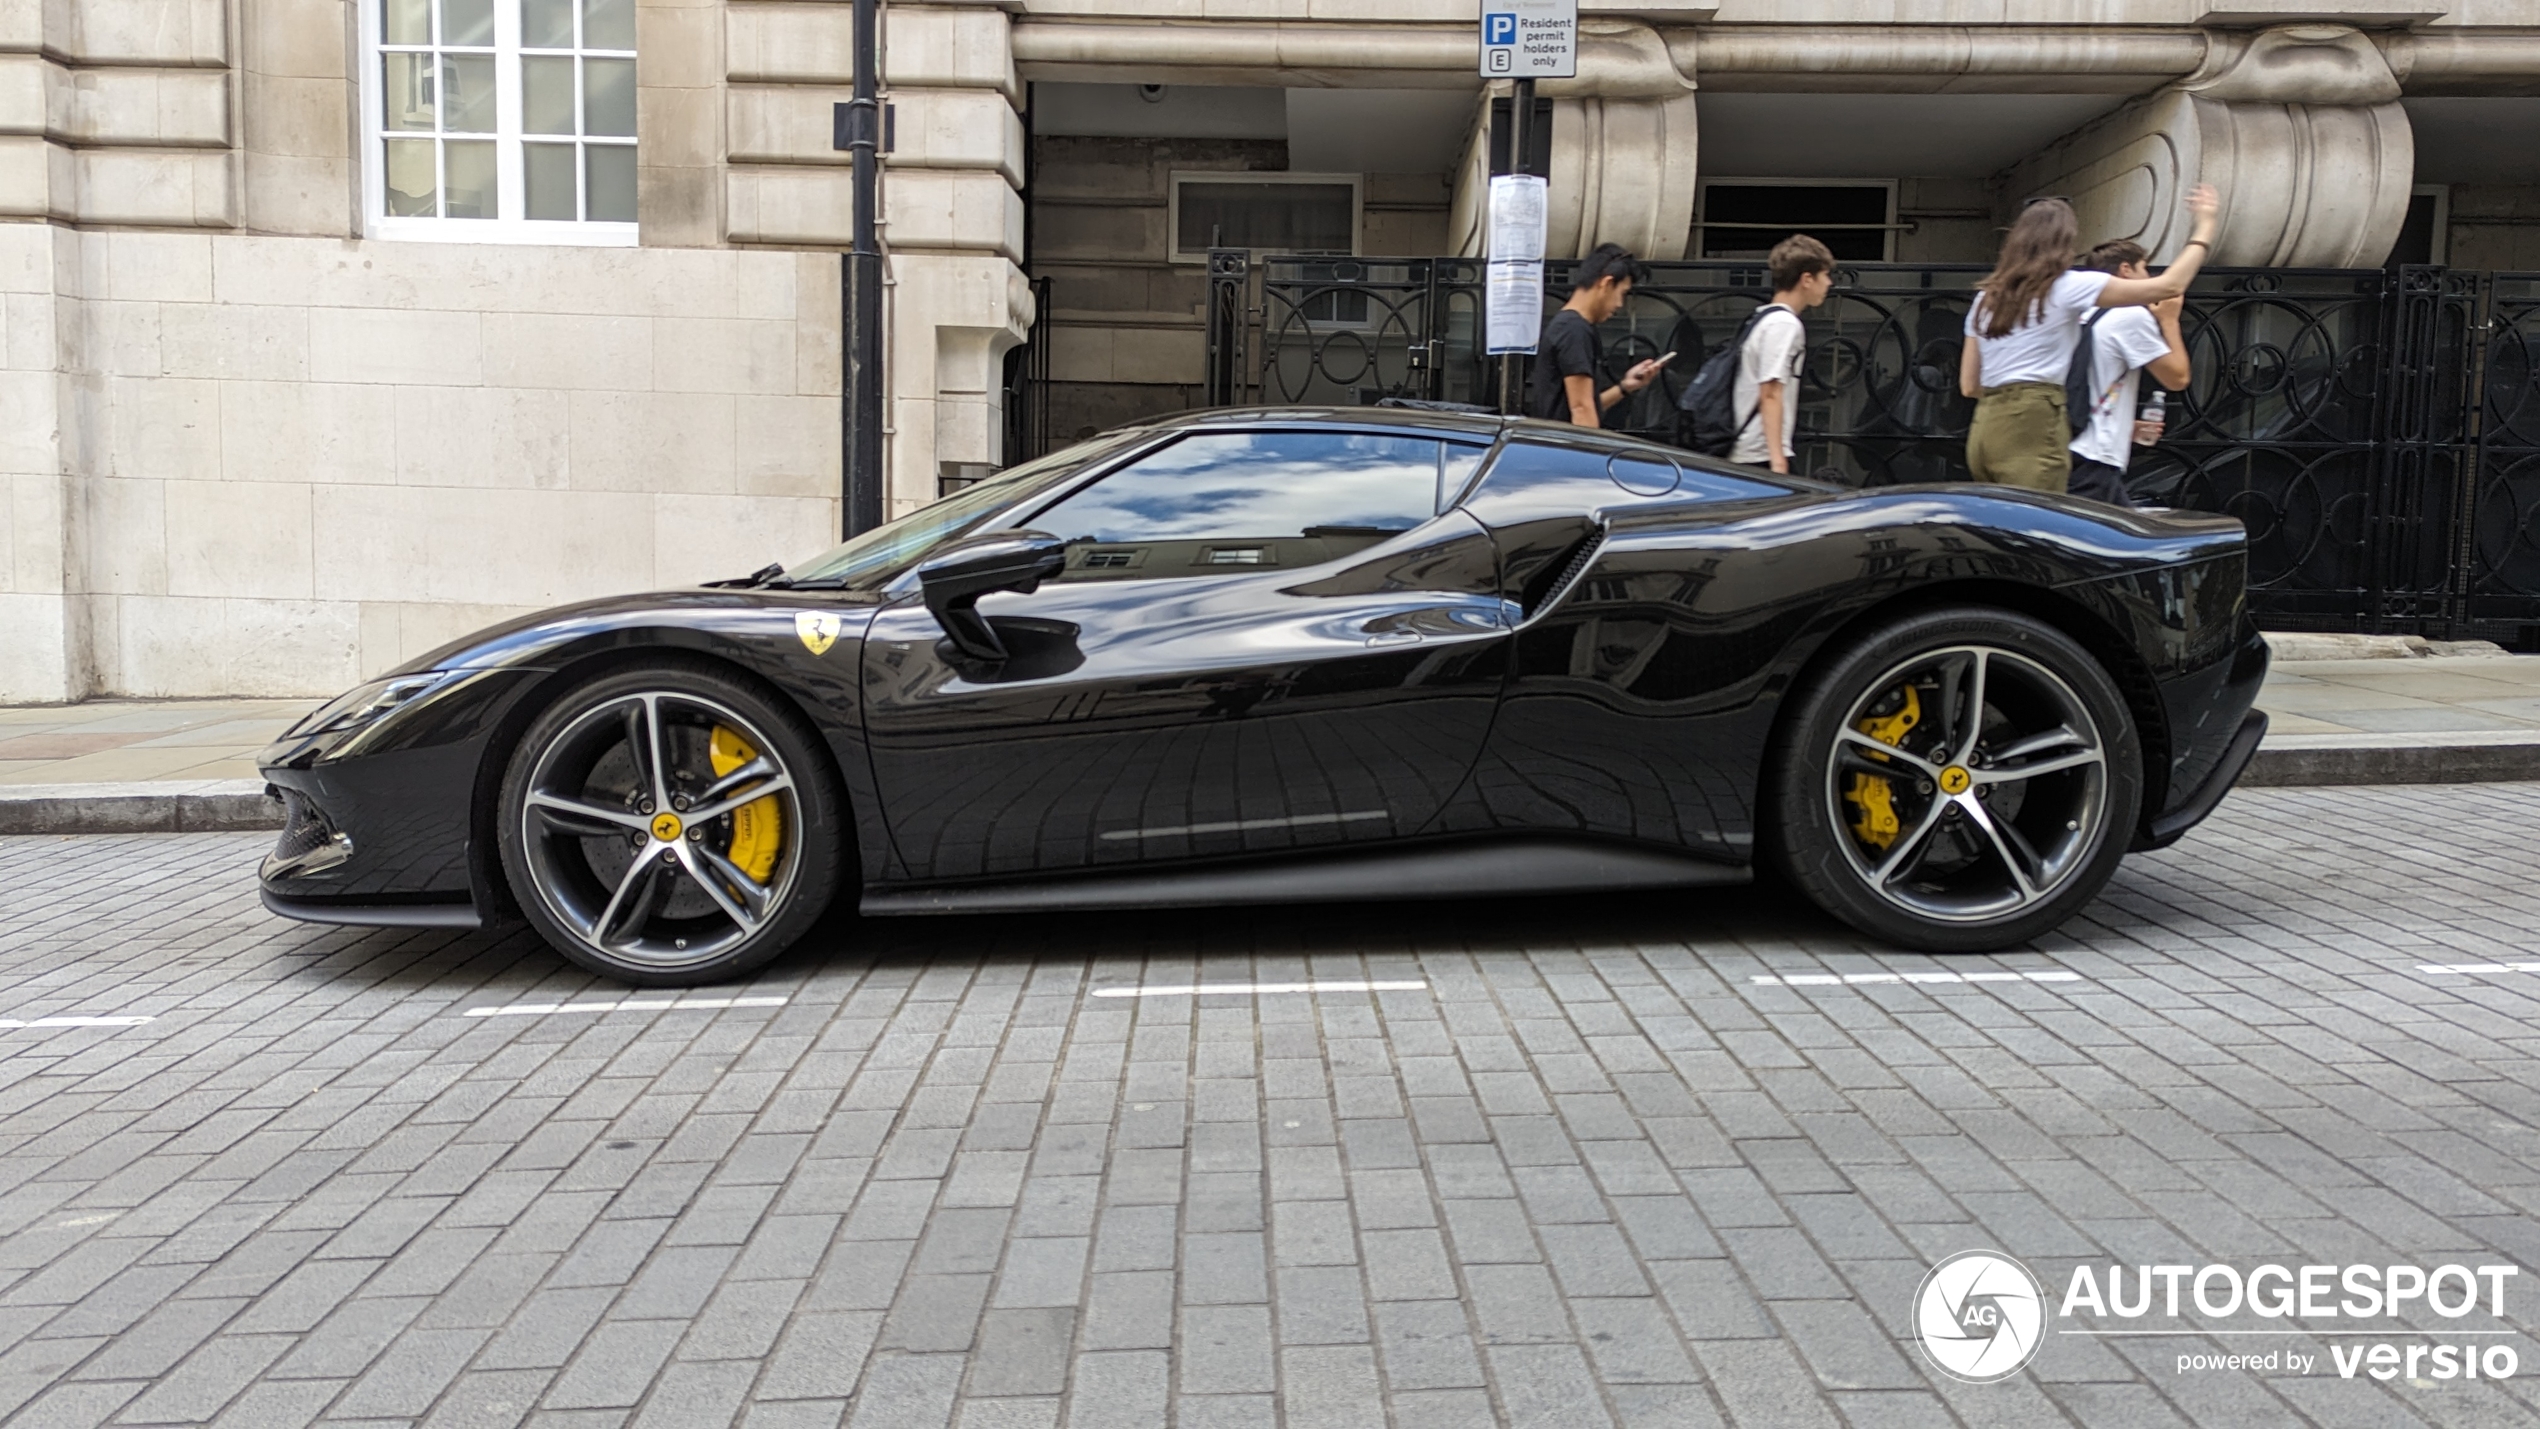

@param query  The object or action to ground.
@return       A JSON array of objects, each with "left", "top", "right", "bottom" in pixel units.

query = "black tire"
[
  {"left": 1768, "top": 607, "right": 2141, "bottom": 952},
  {"left": 497, "top": 661, "right": 846, "bottom": 986}
]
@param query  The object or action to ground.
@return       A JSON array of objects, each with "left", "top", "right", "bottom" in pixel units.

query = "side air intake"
[{"left": 1526, "top": 530, "right": 1606, "bottom": 619}]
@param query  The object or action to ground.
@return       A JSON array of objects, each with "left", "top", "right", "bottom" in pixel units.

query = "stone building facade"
[{"left": 1, "top": 0, "right": 2535, "bottom": 700}]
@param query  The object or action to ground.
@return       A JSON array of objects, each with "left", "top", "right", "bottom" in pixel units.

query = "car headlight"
[{"left": 289, "top": 672, "right": 463, "bottom": 738}]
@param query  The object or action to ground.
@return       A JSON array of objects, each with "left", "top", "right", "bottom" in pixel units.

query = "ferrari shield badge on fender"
[{"left": 795, "top": 611, "right": 841, "bottom": 656}]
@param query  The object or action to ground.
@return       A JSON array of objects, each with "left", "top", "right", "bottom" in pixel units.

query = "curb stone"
[
  {"left": 2240, "top": 734, "right": 2540, "bottom": 789},
  {"left": 0, "top": 781, "right": 280, "bottom": 836}
]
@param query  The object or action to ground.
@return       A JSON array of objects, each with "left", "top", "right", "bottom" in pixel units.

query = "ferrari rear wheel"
[
  {"left": 498, "top": 663, "right": 843, "bottom": 985},
  {"left": 1770, "top": 608, "right": 2141, "bottom": 952}
]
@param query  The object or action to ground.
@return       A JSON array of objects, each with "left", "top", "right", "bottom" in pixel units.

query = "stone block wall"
[
  {"left": 2451, "top": 186, "right": 2540, "bottom": 271},
  {"left": 23, "top": 227, "right": 841, "bottom": 699}
]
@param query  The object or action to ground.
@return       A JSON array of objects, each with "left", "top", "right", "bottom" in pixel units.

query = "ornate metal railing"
[
  {"left": 2467, "top": 272, "right": 2540, "bottom": 647},
  {"left": 1200, "top": 252, "right": 2539, "bottom": 645},
  {"left": 1001, "top": 276, "right": 1057, "bottom": 465}
]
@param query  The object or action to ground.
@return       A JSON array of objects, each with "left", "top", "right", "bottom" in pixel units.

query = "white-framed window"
[
  {"left": 1694, "top": 179, "right": 1898, "bottom": 263},
  {"left": 1168, "top": 173, "right": 1362, "bottom": 263},
  {"left": 362, "top": 0, "right": 639, "bottom": 244}
]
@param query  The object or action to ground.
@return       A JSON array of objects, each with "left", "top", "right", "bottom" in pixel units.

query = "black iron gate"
[
  {"left": 1202, "top": 252, "right": 2538, "bottom": 646},
  {"left": 1001, "top": 275, "right": 1056, "bottom": 466},
  {"left": 2469, "top": 272, "right": 2540, "bottom": 648}
]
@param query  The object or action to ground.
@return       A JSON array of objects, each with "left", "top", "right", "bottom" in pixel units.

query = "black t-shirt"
[{"left": 1528, "top": 309, "right": 1603, "bottom": 427}]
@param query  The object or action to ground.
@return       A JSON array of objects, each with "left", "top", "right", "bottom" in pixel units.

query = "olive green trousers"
[{"left": 1966, "top": 381, "right": 2071, "bottom": 493}]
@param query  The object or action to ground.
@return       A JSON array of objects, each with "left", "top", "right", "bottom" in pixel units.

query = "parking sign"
[{"left": 1478, "top": 0, "right": 1577, "bottom": 80}]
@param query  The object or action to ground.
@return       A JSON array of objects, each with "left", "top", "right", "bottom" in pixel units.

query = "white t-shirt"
[
  {"left": 1965, "top": 269, "right": 2114, "bottom": 388},
  {"left": 1731, "top": 304, "right": 1805, "bottom": 467},
  {"left": 2068, "top": 306, "right": 2175, "bottom": 471}
]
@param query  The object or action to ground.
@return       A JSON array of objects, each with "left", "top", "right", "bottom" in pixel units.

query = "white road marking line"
[
  {"left": 2420, "top": 962, "right": 2540, "bottom": 976},
  {"left": 462, "top": 996, "right": 788, "bottom": 1019},
  {"left": 0, "top": 1016, "right": 154, "bottom": 1029},
  {"left": 1750, "top": 971, "right": 2083, "bottom": 988},
  {"left": 1093, "top": 981, "right": 1428, "bottom": 999},
  {"left": 1101, "top": 811, "right": 1387, "bottom": 842}
]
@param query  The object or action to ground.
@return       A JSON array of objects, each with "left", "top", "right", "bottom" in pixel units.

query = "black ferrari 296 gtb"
[{"left": 257, "top": 408, "right": 2268, "bottom": 985}]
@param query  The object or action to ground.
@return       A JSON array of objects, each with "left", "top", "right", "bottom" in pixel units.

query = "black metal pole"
[
  {"left": 842, "top": 0, "right": 885, "bottom": 537},
  {"left": 1498, "top": 77, "right": 1534, "bottom": 417}
]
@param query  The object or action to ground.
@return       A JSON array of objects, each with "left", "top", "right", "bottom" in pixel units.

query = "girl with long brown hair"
[{"left": 1958, "top": 185, "right": 2221, "bottom": 492}]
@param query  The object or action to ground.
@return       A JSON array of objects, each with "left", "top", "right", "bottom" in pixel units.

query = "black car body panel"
[{"left": 255, "top": 407, "right": 2268, "bottom": 929}]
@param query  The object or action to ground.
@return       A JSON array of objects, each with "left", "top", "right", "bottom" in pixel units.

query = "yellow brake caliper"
[
  {"left": 1845, "top": 685, "right": 1921, "bottom": 852},
  {"left": 708, "top": 725, "right": 784, "bottom": 884}
]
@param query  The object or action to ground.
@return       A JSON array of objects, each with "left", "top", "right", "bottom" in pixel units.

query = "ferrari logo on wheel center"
[
  {"left": 1938, "top": 765, "right": 1972, "bottom": 795},
  {"left": 650, "top": 812, "right": 684, "bottom": 842}
]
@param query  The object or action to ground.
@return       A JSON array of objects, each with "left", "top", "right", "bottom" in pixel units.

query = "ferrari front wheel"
[
  {"left": 497, "top": 663, "right": 845, "bottom": 985},
  {"left": 1769, "top": 608, "right": 2141, "bottom": 952}
]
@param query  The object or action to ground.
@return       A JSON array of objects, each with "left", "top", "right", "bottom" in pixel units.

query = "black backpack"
[
  {"left": 1675, "top": 304, "right": 1783, "bottom": 457},
  {"left": 2064, "top": 308, "right": 2106, "bottom": 437}
]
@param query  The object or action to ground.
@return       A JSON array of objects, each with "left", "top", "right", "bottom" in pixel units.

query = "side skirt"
[{"left": 860, "top": 837, "right": 1748, "bottom": 916}]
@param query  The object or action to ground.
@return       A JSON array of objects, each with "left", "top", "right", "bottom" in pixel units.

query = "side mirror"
[{"left": 916, "top": 529, "right": 1069, "bottom": 661}]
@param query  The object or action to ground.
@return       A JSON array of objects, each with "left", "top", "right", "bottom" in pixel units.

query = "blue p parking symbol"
[{"left": 1484, "top": 12, "right": 1517, "bottom": 45}]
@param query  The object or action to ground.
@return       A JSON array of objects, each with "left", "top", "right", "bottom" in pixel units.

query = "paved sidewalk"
[
  {"left": 2262, "top": 652, "right": 2540, "bottom": 738},
  {"left": 0, "top": 650, "right": 2535, "bottom": 829},
  {"left": 0, "top": 697, "right": 312, "bottom": 787}
]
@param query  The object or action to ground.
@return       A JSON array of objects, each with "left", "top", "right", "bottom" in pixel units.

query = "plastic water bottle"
[{"left": 2136, "top": 389, "right": 2166, "bottom": 447}]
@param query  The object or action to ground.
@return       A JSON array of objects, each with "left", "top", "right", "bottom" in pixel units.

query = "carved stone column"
[
  {"left": 2006, "top": 25, "right": 2412, "bottom": 269},
  {"left": 1451, "top": 22, "right": 1699, "bottom": 261}
]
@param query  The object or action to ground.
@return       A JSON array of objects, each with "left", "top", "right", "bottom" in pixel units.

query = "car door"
[{"left": 861, "top": 426, "right": 1508, "bottom": 883}]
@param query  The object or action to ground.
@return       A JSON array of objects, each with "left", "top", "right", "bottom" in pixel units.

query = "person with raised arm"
[{"left": 1958, "top": 185, "right": 2222, "bottom": 493}]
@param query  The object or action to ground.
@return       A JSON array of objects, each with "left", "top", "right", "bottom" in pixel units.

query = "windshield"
[{"left": 780, "top": 431, "right": 1150, "bottom": 589}]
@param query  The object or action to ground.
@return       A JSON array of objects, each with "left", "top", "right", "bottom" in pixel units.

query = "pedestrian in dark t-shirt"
[{"left": 1528, "top": 243, "right": 1665, "bottom": 428}]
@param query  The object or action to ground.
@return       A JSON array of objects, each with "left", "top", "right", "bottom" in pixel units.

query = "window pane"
[
  {"left": 523, "top": 55, "right": 575, "bottom": 134},
  {"left": 583, "top": 0, "right": 635, "bottom": 50},
  {"left": 586, "top": 144, "right": 636, "bottom": 223},
  {"left": 1176, "top": 182, "right": 1354, "bottom": 256},
  {"left": 524, "top": 142, "right": 578, "bottom": 219},
  {"left": 441, "top": 0, "right": 494, "bottom": 45},
  {"left": 442, "top": 55, "right": 496, "bottom": 133},
  {"left": 383, "top": 138, "right": 437, "bottom": 216},
  {"left": 383, "top": 0, "right": 432, "bottom": 44},
  {"left": 1029, "top": 432, "right": 1441, "bottom": 578},
  {"left": 583, "top": 57, "right": 635, "bottom": 137},
  {"left": 444, "top": 140, "right": 497, "bottom": 218},
  {"left": 382, "top": 53, "right": 435, "bottom": 131},
  {"left": 520, "top": 0, "right": 574, "bottom": 47}
]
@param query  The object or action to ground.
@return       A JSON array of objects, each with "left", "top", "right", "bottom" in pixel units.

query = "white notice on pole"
[
  {"left": 1486, "top": 259, "right": 1545, "bottom": 356},
  {"left": 1487, "top": 174, "right": 1547, "bottom": 262},
  {"left": 1485, "top": 174, "right": 1550, "bottom": 355}
]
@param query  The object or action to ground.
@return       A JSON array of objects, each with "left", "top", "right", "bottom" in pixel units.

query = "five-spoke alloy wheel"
[
  {"left": 498, "top": 663, "right": 844, "bottom": 984},
  {"left": 1770, "top": 608, "right": 2142, "bottom": 952}
]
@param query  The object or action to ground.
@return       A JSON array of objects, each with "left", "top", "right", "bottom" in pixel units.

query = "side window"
[{"left": 1030, "top": 431, "right": 1446, "bottom": 580}]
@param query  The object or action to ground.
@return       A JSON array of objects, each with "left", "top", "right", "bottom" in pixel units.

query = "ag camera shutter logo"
[{"left": 1915, "top": 1251, "right": 2047, "bottom": 1383}]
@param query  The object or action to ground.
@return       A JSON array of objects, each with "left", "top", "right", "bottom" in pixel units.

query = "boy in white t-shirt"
[
  {"left": 2066, "top": 239, "right": 2191, "bottom": 507},
  {"left": 1731, "top": 235, "right": 1835, "bottom": 474}
]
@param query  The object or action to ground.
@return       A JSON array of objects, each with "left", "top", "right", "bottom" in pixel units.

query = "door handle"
[{"left": 1364, "top": 631, "right": 1423, "bottom": 648}]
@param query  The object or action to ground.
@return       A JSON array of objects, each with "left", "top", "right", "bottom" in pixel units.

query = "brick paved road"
[{"left": 2, "top": 784, "right": 2539, "bottom": 1428}]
